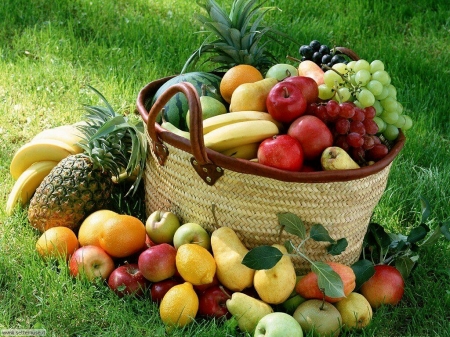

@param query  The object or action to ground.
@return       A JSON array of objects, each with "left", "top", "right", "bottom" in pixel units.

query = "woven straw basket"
[{"left": 136, "top": 62, "right": 405, "bottom": 275}]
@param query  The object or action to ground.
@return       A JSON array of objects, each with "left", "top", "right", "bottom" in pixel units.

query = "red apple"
[
  {"left": 108, "top": 263, "right": 149, "bottom": 298},
  {"left": 283, "top": 76, "right": 319, "bottom": 104},
  {"left": 287, "top": 115, "right": 333, "bottom": 161},
  {"left": 257, "top": 135, "right": 304, "bottom": 171},
  {"left": 69, "top": 245, "right": 115, "bottom": 281},
  {"left": 266, "top": 81, "right": 307, "bottom": 123},
  {"left": 194, "top": 273, "right": 220, "bottom": 294},
  {"left": 150, "top": 278, "right": 182, "bottom": 304},
  {"left": 138, "top": 243, "right": 177, "bottom": 282},
  {"left": 360, "top": 264, "right": 405, "bottom": 309},
  {"left": 198, "top": 285, "right": 233, "bottom": 319}
]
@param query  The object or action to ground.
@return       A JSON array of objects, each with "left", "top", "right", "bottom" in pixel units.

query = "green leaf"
[
  {"left": 421, "top": 224, "right": 445, "bottom": 247},
  {"left": 420, "top": 195, "right": 431, "bottom": 223},
  {"left": 277, "top": 212, "right": 306, "bottom": 239},
  {"left": 367, "top": 222, "right": 392, "bottom": 249},
  {"left": 284, "top": 240, "right": 295, "bottom": 254},
  {"left": 242, "top": 246, "right": 283, "bottom": 270},
  {"left": 311, "top": 261, "right": 345, "bottom": 299},
  {"left": 310, "top": 224, "right": 334, "bottom": 243},
  {"left": 327, "top": 238, "right": 348, "bottom": 255},
  {"left": 441, "top": 221, "right": 450, "bottom": 241},
  {"left": 395, "top": 256, "right": 418, "bottom": 280},
  {"left": 351, "top": 259, "right": 375, "bottom": 290}
]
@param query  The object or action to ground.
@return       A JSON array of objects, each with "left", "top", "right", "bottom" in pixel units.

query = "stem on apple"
[{"left": 219, "top": 285, "right": 232, "bottom": 299}]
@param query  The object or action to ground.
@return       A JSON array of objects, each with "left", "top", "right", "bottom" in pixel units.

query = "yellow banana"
[
  {"left": 6, "top": 161, "right": 58, "bottom": 215},
  {"left": 204, "top": 120, "right": 279, "bottom": 152},
  {"left": 10, "top": 139, "right": 76, "bottom": 180},
  {"left": 220, "top": 142, "right": 260, "bottom": 160},
  {"left": 202, "top": 111, "right": 282, "bottom": 135},
  {"left": 31, "top": 124, "right": 84, "bottom": 153}
]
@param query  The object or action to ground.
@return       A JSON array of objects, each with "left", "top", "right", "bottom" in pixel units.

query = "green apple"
[
  {"left": 266, "top": 63, "right": 299, "bottom": 81},
  {"left": 254, "top": 312, "right": 303, "bottom": 337},
  {"left": 173, "top": 222, "right": 211, "bottom": 250},
  {"left": 281, "top": 294, "right": 306, "bottom": 315},
  {"left": 145, "top": 210, "right": 180, "bottom": 244},
  {"left": 293, "top": 299, "right": 341, "bottom": 337},
  {"left": 334, "top": 292, "right": 372, "bottom": 330}
]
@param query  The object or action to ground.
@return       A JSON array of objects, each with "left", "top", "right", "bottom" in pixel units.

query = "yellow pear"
[
  {"left": 229, "top": 77, "right": 277, "bottom": 112},
  {"left": 211, "top": 227, "right": 254, "bottom": 291},
  {"left": 321, "top": 146, "right": 360, "bottom": 170},
  {"left": 253, "top": 244, "right": 297, "bottom": 304},
  {"left": 226, "top": 292, "right": 273, "bottom": 333},
  {"left": 334, "top": 292, "right": 373, "bottom": 330}
]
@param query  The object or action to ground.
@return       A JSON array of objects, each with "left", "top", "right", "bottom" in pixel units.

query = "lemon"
[
  {"left": 176, "top": 243, "right": 216, "bottom": 285},
  {"left": 159, "top": 282, "right": 199, "bottom": 329}
]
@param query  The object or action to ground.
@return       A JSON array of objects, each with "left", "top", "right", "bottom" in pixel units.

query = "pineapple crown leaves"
[
  {"left": 181, "top": 0, "right": 294, "bottom": 73},
  {"left": 76, "top": 86, "right": 147, "bottom": 196}
]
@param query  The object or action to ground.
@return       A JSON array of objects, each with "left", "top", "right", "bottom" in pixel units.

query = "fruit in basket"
[
  {"left": 146, "top": 210, "right": 181, "bottom": 245},
  {"left": 108, "top": 263, "right": 149, "bottom": 298},
  {"left": 266, "top": 81, "right": 307, "bottom": 123},
  {"left": 160, "top": 120, "right": 190, "bottom": 139},
  {"left": 257, "top": 135, "right": 304, "bottom": 172},
  {"left": 186, "top": 85, "right": 227, "bottom": 129},
  {"left": 211, "top": 227, "right": 255, "bottom": 292},
  {"left": 226, "top": 292, "right": 273, "bottom": 333},
  {"left": 138, "top": 243, "right": 177, "bottom": 282},
  {"left": 299, "top": 40, "right": 347, "bottom": 71},
  {"left": 321, "top": 146, "right": 360, "bottom": 170},
  {"left": 265, "top": 63, "right": 299, "bottom": 81},
  {"left": 220, "top": 65, "right": 264, "bottom": 104},
  {"left": 334, "top": 292, "right": 372, "bottom": 330},
  {"left": 176, "top": 243, "right": 216, "bottom": 286},
  {"left": 150, "top": 72, "right": 224, "bottom": 131},
  {"left": 253, "top": 244, "right": 297, "bottom": 304},
  {"left": 282, "top": 76, "right": 319, "bottom": 104},
  {"left": 69, "top": 245, "right": 115, "bottom": 281},
  {"left": 359, "top": 264, "right": 405, "bottom": 309},
  {"left": 293, "top": 299, "right": 341, "bottom": 337},
  {"left": 172, "top": 222, "right": 211, "bottom": 250},
  {"left": 297, "top": 60, "right": 325, "bottom": 86},
  {"left": 198, "top": 285, "right": 232, "bottom": 319},
  {"left": 221, "top": 142, "right": 260, "bottom": 160},
  {"left": 27, "top": 87, "right": 145, "bottom": 232},
  {"left": 287, "top": 115, "right": 333, "bottom": 161},
  {"left": 255, "top": 312, "right": 304, "bottom": 337},
  {"left": 229, "top": 77, "right": 278, "bottom": 112}
]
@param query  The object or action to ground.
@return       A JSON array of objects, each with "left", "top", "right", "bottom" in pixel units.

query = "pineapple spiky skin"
[{"left": 28, "top": 154, "right": 114, "bottom": 232}]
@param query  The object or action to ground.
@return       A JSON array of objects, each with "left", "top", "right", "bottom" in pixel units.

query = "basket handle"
[{"left": 139, "top": 81, "right": 224, "bottom": 185}]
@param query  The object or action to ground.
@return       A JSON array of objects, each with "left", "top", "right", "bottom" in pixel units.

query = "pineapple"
[
  {"left": 28, "top": 87, "right": 147, "bottom": 232},
  {"left": 182, "top": 0, "right": 289, "bottom": 74}
]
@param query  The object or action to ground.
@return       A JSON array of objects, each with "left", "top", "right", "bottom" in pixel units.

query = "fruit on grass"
[
  {"left": 159, "top": 282, "right": 199, "bottom": 330},
  {"left": 295, "top": 261, "right": 356, "bottom": 303},
  {"left": 257, "top": 135, "right": 304, "bottom": 172},
  {"left": 266, "top": 81, "right": 307, "bottom": 123},
  {"left": 226, "top": 291, "right": 273, "bottom": 334},
  {"left": 77, "top": 209, "right": 118, "bottom": 247},
  {"left": 198, "top": 285, "right": 232, "bottom": 319},
  {"left": 229, "top": 77, "right": 278, "bottom": 112},
  {"left": 293, "top": 299, "right": 342, "bottom": 337},
  {"left": 204, "top": 119, "right": 280, "bottom": 153},
  {"left": 334, "top": 292, "right": 372, "bottom": 330},
  {"left": 6, "top": 160, "right": 58, "bottom": 216},
  {"left": 145, "top": 210, "right": 181, "bottom": 245},
  {"left": 31, "top": 123, "right": 84, "bottom": 153},
  {"left": 211, "top": 227, "right": 255, "bottom": 292},
  {"left": 69, "top": 245, "right": 115, "bottom": 281},
  {"left": 265, "top": 63, "right": 299, "bottom": 81},
  {"left": 282, "top": 75, "right": 319, "bottom": 105},
  {"left": 36, "top": 226, "right": 79, "bottom": 260},
  {"left": 219, "top": 64, "right": 264, "bottom": 103},
  {"left": 175, "top": 243, "right": 216, "bottom": 286},
  {"left": 360, "top": 264, "right": 405, "bottom": 309},
  {"left": 254, "top": 312, "right": 304, "bottom": 337},
  {"left": 172, "top": 222, "right": 211, "bottom": 250},
  {"left": 297, "top": 60, "right": 325, "bottom": 86},
  {"left": 287, "top": 115, "right": 333, "bottom": 161},
  {"left": 280, "top": 293, "right": 306, "bottom": 315},
  {"left": 253, "top": 244, "right": 297, "bottom": 304},
  {"left": 150, "top": 278, "right": 182, "bottom": 304},
  {"left": 98, "top": 214, "right": 146, "bottom": 258},
  {"left": 28, "top": 87, "right": 146, "bottom": 232},
  {"left": 321, "top": 146, "right": 360, "bottom": 170},
  {"left": 108, "top": 263, "right": 149, "bottom": 298},
  {"left": 194, "top": 273, "right": 220, "bottom": 293},
  {"left": 138, "top": 243, "right": 177, "bottom": 283}
]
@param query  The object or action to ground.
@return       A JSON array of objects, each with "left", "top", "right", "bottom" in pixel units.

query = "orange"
[
  {"left": 98, "top": 214, "right": 146, "bottom": 258},
  {"left": 220, "top": 64, "right": 264, "bottom": 103},
  {"left": 78, "top": 209, "right": 118, "bottom": 247},
  {"left": 36, "top": 226, "right": 79, "bottom": 260},
  {"left": 176, "top": 243, "right": 216, "bottom": 286}
]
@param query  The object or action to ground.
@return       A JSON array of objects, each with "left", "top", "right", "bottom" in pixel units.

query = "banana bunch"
[{"left": 6, "top": 124, "right": 84, "bottom": 215}]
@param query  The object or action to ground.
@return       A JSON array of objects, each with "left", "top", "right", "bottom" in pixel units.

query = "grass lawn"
[{"left": 1, "top": 0, "right": 449, "bottom": 336}]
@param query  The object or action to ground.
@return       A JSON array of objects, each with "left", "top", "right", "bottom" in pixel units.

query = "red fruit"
[
  {"left": 266, "top": 82, "right": 307, "bottom": 123},
  {"left": 257, "top": 135, "right": 304, "bottom": 171},
  {"left": 360, "top": 265, "right": 405, "bottom": 309},
  {"left": 108, "top": 263, "right": 149, "bottom": 298},
  {"left": 283, "top": 75, "right": 319, "bottom": 104},
  {"left": 198, "top": 285, "right": 232, "bottom": 319},
  {"left": 194, "top": 274, "right": 220, "bottom": 294},
  {"left": 137, "top": 243, "right": 177, "bottom": 282},
  {"left": 366, "top": 144, "right": 389, "bottom": 161},
  {"left": 150, "top": 278, "right": 182, "bottom": 304},
  {"left": 287, "top": 115, "right": 333, "bottom": 161}
]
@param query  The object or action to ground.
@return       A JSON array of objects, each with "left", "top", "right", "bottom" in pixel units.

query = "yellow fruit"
[
  {"left": 334, "top": 292, "right": 373, "bottom": 330},
  {"left": 78, "top": 209, "right": 118, "bottom": 247},
  {"left": 36, "top": 226, "right": 79, "bottom": 260},
  {"left": 159, "top": 282, "right": 199, "bottom": 330},
  {"left": 176, "top": 243, "right": 216, "bottom": 285},
  {"left": 220, "top": 64, "right": 264, "bottom": 103}
]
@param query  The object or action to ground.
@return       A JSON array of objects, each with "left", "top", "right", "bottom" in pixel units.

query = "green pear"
[
  {"left": 211, "top": 227, "right": 255, "bottom": 291},
  {"left": 293, "top": 299, "right": 342, "bottom": 337},
  {"left": 253, "top": 244, "right": 297, "bottom": 304},
  {"left": 229, "top": 77, "right": 277, "bottom": 112},
  {"left": 334, "top": 292, "right": 373, "bottom": 330},
  {"left": 186, "top": 85, "right": 227, "bottom": 129},
  {"left": 321, "top": 146, "right": 360, "bottom": 170},
  {"left": 226, "top": 292, "right": 273, "bottom": 333}
]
